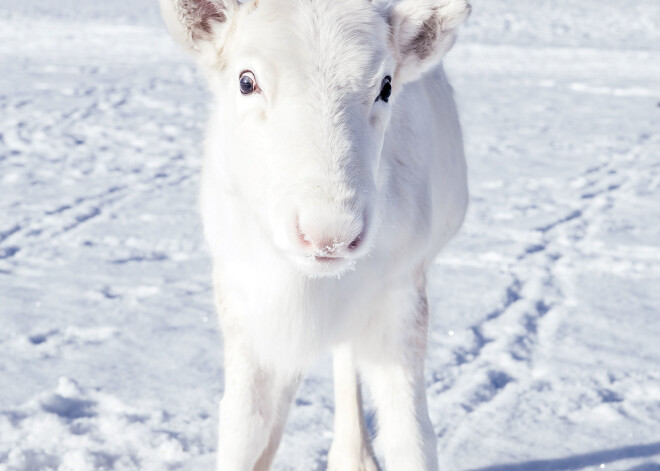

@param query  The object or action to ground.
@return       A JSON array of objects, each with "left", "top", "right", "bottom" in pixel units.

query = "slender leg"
[
  {"left": 253, "top": 378, "right": 300, "bottom": 471},
  {"left": 327, "top": 343, "right": 379, "bottom": 471},
  {"left": 358, "top": 283, "right": 438, "bottom": 471},
  {"left": 216, "top": 335, "right": 297, "bottom": 471}
]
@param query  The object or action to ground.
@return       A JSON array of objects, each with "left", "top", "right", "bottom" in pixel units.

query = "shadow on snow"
[{"left": 466, "top": 442, "right": 660, "bottom": 471}]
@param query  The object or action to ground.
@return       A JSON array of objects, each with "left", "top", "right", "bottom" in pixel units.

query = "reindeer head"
[{"left": 160, "top": 0, "right": 470, "bottom": 277}]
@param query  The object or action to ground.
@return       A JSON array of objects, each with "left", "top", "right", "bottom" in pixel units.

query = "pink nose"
[{"left": 296, "top": 212, "right": 366, "bottom": 256}]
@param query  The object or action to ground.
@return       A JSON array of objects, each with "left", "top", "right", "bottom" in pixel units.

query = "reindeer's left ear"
[{"left": 389, "top": 0, "right": 471, "bottom": 84}]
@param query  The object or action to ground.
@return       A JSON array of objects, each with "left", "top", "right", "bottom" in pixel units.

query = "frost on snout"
[{"left": 290, "top": 194, "right": 370, "bottom": 277}]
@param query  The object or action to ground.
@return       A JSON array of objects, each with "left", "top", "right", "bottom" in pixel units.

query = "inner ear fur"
[
  {"left": 159, "top": 0, "right": 235, "bottom": 52},
  {"left": 390, "top": 0, "right": 471, "bottom": 84}
]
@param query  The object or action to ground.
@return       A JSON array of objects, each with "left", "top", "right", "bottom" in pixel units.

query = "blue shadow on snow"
[{"left": 466, "top": 441, "right": 660, "bottom": 471}]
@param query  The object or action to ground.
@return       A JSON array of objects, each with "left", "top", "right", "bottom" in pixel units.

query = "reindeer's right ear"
[{"left": 159, "top": 0, "right": 236, "bottom": 54}]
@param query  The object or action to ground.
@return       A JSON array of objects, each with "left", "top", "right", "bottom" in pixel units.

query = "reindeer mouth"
[
  {"left": 308, "top": 241, "right": 353, "bottom": 264},
  {"left": 292, "top": 250, "right": 357, "bottom": 279},
  {"left": 313, "top": 254, "right": 344, "bottom": 263}
]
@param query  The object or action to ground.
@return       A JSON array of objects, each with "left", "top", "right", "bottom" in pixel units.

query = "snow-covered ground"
[{"left": 1, "top": 1, "right": 659, "bottom": 470}]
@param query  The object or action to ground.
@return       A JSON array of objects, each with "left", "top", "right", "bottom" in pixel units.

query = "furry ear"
[
  {"left": 390, "top": 0, "right": 471, "bottom": 84},
  {"left": 159, "top": 0, "right": 235, "bottom": 53}
]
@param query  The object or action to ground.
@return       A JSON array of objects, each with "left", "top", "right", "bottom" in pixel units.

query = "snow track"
[{"left": 1, "top": 1, "right": 659, "bottom": 470}]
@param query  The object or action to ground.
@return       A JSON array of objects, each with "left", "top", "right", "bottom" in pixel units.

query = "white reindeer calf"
[{"left": 159, "top": 0, "right": 470, "bottom": 469}]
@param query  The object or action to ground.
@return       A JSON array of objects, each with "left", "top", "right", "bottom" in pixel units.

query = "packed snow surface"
[{"left": 1, "top": 1, "right": 659, "bottom": 470}]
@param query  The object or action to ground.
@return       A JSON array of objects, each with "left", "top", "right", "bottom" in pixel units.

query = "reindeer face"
[
  {"left": 215, "top": 1, "right": 393, "bottom": 277},
  {"left": 160, "top": 0, "right": 470, "bottom": 277}
]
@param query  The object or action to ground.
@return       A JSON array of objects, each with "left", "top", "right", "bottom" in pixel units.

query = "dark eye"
[
  {"left": 239, "top": 71, "right": 256, "bottom": 95},
  {"left": 377, "top": 76, "right": 392, "bottom": 103}
]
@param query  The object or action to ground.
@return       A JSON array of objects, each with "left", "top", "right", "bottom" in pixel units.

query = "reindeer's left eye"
[
  {"left": 239, "top": 71, "right": 257, "bottom": 95},
  {"left": 377, "top": 76, "right": 392, "bottom": 103}
]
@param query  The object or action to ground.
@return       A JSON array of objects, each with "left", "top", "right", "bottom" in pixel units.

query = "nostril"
[
  {"left": 296, "top": 219, "right": 312, "bottom": 248},
  {"left": 348, "top": 234, "right": 362, "bottom": 251},
  {"left": 347, "top": 220, "right": 368, "bottom": 251}
]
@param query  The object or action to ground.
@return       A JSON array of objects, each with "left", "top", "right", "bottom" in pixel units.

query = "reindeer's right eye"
[
  {"left": 377, "top": 76, "right": 392, "bottom": 103},
  {"left": 239, "top": 71, "right": 257, "bottom": 95}
]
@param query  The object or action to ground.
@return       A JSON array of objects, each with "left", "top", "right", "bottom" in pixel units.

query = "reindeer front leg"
[
  {"left": 253, "top": 377, "right": 299, "bottom": 471},
  {"left": 217, "top": 331, "right": 298, "bottom": 471},
  {"left": 358, "top": 282, "right": 438, "bottom": 471},
  {"left": 327, "top": 343, "right": 379, "bottom": 471}
]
